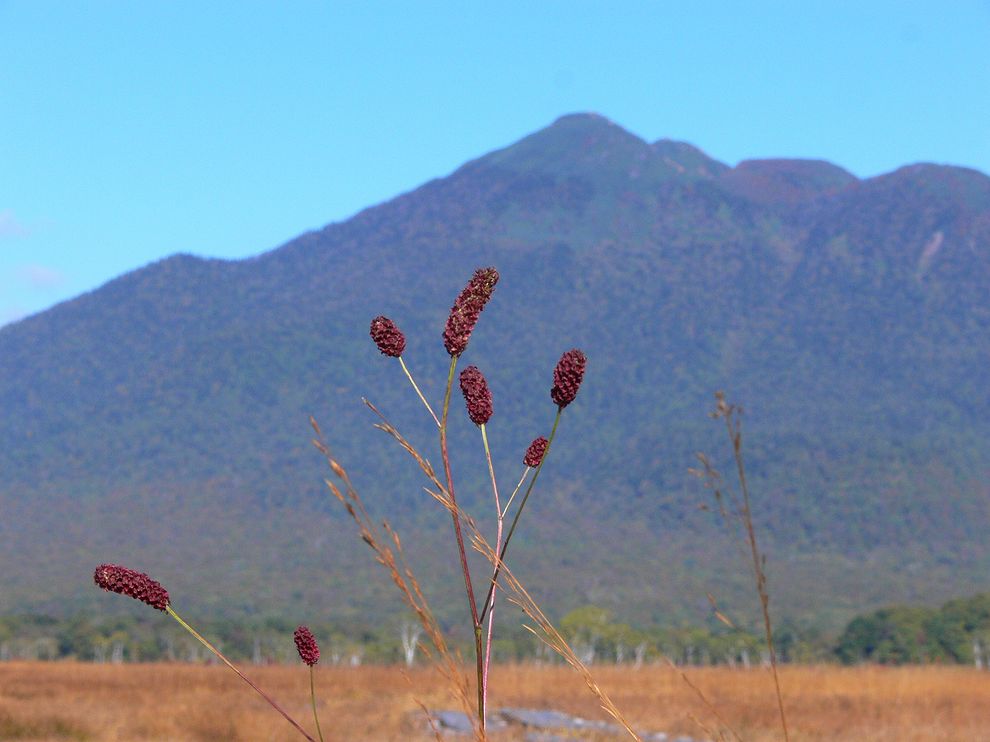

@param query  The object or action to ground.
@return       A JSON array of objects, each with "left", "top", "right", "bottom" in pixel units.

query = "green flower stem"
[
  {"left": 479, "top": 422, "right": 501, "bottom": 723},
  {"left": 166, "top": 606, "right": 316, "bottom": 742},
  {"left": 479, "top": 406, "right": 562, "bottom": 624},
  {"left": 438, "top": 354, "right": 484, "bottom": 730},
  {"left": 310, "top": 665, "right": 325, "bottom": 742},
  {"left": 399, "top": 356, "right": 440, "bottom": 428},
  {"left": 501, "top": 468, "right": 530, "bottom": 520}
]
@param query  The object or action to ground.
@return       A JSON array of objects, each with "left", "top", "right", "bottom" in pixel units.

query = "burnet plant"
[
  {"left": 294, "top": 625, "right": 326, "bottom": 742},
  {"left": 93, "top": 563, "right": 321, "bottom": 741},
  {"left": 92, "top": 266, "right": 590, "bottom": 740},
  {"left": 368, "top": 266, "right": 587, "bottom": 732}
]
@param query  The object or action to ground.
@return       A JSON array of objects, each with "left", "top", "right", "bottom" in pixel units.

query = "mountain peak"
[
  {"left": 547, "top": 111, "right": 626, "bottom": 131},
  {"left": 471, "top": 112, "right": 651, "bottom": 175}
]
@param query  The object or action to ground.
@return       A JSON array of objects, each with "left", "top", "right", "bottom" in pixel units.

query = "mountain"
[{"left": 2, "top": 113, "right": 988, "bottom": 636}]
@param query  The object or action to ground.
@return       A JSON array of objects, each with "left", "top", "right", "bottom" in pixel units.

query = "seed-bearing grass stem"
[{"left": 714, "top": 394, "right": 790, "bottom": 742}]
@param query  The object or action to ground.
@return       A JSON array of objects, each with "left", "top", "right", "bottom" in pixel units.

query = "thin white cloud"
[
  {"left": 0, "top": 209, "right": 29, "bottom": 239},
  {"left": 17, "top": 264, "right": 65, "bottom": 289}
]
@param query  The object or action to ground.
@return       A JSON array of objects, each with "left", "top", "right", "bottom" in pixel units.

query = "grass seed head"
[{"left": 93, "top": 563, "right": 170, "bottom": 612}]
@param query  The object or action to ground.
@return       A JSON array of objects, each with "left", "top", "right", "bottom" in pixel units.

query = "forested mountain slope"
[{"left": 2, "top": 113, "right": 988, "bottom": 633}]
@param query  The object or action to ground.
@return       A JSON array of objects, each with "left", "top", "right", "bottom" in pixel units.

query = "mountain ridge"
[{"left": 2, "top": 114, "right": 988, "bottom": 634}]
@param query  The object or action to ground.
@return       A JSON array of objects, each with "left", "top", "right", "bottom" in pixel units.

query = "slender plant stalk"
[
  {"left": 399, "top": 356, "right": 441, "bottom": 428},
  {"left": 312, "top": 416, "right": 477, "bottom": 737},
  {"left": 480, "top": 407, "right": 561, "bottom": 624},
  {"left": 309, "top": 666, "right": 325, "bottom": 742},
  {"left": 501, "top": 468, "right": 528, "bottom": 519},
  {"left": 479, "top": 422, "right": 501, "bottom": 721},
  {"left": 166, "top": 606, "right": 316, "bottom": 742},
  {"left": 716, "top": 397, "right": 790, "bottom": 742},
  {"left": 438, "top": 354, "right": 484, "bottom": 730}
]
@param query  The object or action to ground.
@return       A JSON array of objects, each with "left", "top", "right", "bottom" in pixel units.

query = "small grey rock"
[
  {"left": 432, "top": 710, "right": 474, "bottom": 734},
  {"left": 429, "top": 709, "right": 506, "bottom": 736},
  {"left": 501, "top": 708, "right": 585, "bottom": 729}
]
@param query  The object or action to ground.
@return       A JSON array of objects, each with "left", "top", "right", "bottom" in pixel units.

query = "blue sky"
[{"left": 2, "top": 1, "right": 988, "bottom": 326}]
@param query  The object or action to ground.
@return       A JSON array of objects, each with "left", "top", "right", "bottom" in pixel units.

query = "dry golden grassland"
[{"left": 1, "top": 661, "right": 988, "bottom": 741}]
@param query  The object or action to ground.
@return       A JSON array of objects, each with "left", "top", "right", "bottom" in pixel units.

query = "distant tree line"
[
  {"left": 0, "top": 613, "right": 379, "bottom": 666},
  {"left": 834, "top": 593, "right": 990, "bottom": 665},
  {"left": 4, "top": 594, "right": 989, "bottom": 666},
  {"left": 0, "top": 607, "right": 822, "bottom": 666}
]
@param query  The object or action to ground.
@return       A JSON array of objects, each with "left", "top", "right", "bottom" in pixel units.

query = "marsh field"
[{"left": 1, "top": 661, "right": 988, "bottom": 741}]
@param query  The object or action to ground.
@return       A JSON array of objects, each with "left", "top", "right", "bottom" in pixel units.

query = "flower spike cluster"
[
  {"left": 294, "top": 625, "right": 320, "bottom": 666},
  {"left": 370, "top": 316, "right": 406, "bottom": 357},
  {"left": 443, "top": 267, "right": 499, "bottom": 356},
  {"left": 94, "top": 563, "right": 170, "bottom": 612},
  {"left": 347, "top": 266, "right": 594, "bottom": 738},
  {"left": 550, "top": 349, "right": 587, "bottom": 408},
  {"left": 524, "top": 436, "right": 548, "bottom": 467},
  {"left": 459, "top": 365, "right": 493, "bottom": 425}
]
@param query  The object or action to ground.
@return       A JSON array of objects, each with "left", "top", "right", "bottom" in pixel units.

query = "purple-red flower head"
[
  {"left": 524, "top": 437, "right": 548, "bottom": 468},
  {"left": 294, "top": 625, "right": 320, "bottom": 666},
  {"left": 550, "top": 349, "right": 587, "bottom": 408},
  {"left": 459, "top": 365, "right": 493, "bottom": 426},
  {"left": 443, "top": 267, "right": 499, "bottom": 356},
  {"left": 94, "top": 563, "right": 170, "bottom": 612},
  {"left": 370, "top": 316, "right": 406, "bottom": 357}
]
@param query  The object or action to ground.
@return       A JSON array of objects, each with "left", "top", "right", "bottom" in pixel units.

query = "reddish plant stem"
[{"left": 439, "top": 355, "right": 484, "bottom": 730}]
